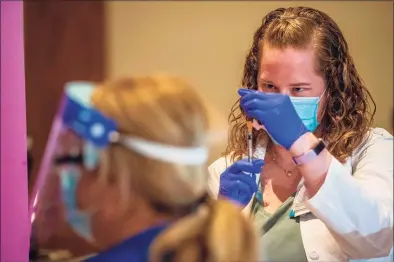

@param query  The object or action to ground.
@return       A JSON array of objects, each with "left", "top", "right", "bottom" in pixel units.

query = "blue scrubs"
[{"left": 86, "top": 225, "right": 167, "bottom": 262}]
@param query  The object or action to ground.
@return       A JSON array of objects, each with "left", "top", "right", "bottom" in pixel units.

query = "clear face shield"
[{"left": 29, "top": 81, "right": 227, "bottom": 261}]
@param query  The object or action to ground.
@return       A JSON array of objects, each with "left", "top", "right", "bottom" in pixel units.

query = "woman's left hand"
[{"left": 239, "top": 88, "right": 308, "bottom": 150}]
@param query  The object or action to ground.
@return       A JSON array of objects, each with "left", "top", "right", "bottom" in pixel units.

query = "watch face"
[
  {"left": 293, "top": 139, "right": 326, "bottom": 165},
  {"left": 314, "top": 139, "right": 326, "bottom": 154}
]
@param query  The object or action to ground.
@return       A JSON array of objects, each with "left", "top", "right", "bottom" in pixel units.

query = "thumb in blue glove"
[{"left": 219, "top": 158, "right": 264, "bottom": 207}]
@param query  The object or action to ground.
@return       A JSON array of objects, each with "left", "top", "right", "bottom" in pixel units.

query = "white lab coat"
[{"left": 208, "top": 128, "right": 393, "bottom": 262}]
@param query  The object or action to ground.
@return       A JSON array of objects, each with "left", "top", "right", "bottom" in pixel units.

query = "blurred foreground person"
[{"left": 30, "top": 75, "right": 257, "bottom": 262}]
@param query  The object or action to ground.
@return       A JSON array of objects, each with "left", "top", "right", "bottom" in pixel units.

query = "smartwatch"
[{"left": 292, "top": 139, "right": 326, "bottom": 165}]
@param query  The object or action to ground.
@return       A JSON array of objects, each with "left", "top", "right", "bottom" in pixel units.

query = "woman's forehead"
[{"left": 258, "top": 46, "right": 320, "bottom": 85}]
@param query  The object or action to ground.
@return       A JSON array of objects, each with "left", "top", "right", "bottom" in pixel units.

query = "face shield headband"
[{"left": 62, "top": 82, "right": 209, "bottom": 165}]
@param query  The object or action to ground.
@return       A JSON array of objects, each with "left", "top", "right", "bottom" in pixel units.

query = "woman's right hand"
[{"left": 218, "top": 159, "right": 264, "bottom": 207}]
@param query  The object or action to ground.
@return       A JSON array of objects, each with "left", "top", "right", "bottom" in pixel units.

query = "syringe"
[
  {"left": 247, "top": 120, "right": 261, "bottom": 193},
  {"left": 247, "top": 120, "right": 253, "bottom": 163}
]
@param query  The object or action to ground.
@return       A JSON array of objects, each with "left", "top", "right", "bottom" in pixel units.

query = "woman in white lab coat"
[{"left": 208, "top": 6, "right": 393, "bottom": 262}]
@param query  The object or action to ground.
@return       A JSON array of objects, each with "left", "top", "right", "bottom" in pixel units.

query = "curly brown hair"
[{"left": 224, "top": 6, "right": 376, "bottom": 163}]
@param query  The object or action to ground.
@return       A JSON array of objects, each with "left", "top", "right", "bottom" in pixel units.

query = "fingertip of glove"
[{"left": 238, "top": 88, "right": 250, "bottom": 96}]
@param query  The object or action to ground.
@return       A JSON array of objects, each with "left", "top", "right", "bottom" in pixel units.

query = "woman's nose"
[{"left": 278, "top": 88, "right": 291, "bottom": 96}]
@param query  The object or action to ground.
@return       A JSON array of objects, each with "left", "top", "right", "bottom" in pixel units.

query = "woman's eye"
[
  {"left": 292, "top": 87, "right": 305, "bottom": 93},
  {"left": 261, "top": 83, "right": 276, "bottom": 91}
]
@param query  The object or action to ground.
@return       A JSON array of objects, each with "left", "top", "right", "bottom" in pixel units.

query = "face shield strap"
[{"left": 111, "top": 132, "right": 209, "bottom": 166}]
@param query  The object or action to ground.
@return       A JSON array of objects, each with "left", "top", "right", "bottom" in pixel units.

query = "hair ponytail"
[{"left": 149, "top": 199, "right": 257, "bottom": 262}]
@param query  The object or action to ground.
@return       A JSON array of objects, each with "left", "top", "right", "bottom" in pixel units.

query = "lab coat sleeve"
[{"left": 305, "top": 128, "right": 393, "bottom": 259}]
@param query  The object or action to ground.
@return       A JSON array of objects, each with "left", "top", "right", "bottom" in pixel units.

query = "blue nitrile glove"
[
  {"left": 239, "top": 88, "right": 308, "bottom": 150},
  {"left": 219, "top": 159, "right": 264, "bottom": 207}
]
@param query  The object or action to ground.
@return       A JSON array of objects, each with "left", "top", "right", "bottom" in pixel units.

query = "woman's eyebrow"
[
  {"left": 259, "top": 78, "right": 311, "bottom": 87},
  {"left": 259, "top": 78, "right": 275, "bottom": 85},
  {"left": 290, "top": 82, "right": 311, "bottom": 87}
]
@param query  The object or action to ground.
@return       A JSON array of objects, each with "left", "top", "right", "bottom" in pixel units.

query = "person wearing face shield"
[
  {"left": 208, "top": 6, "right": 393, "bottom": 262},
  {"left": 29, "top": 75, "right": 258, "bottom": 262}
]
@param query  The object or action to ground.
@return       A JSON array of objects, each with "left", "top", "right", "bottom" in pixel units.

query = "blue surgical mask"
[
  {"left": 290, "top": 91, "right": 325, "bottom": 132},
  {"left": 59, "top": 167, "right": 94, "bottom": 242}
]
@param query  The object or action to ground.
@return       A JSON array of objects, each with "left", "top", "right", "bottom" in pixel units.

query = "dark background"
[{"left": 24, "top": 0, "right": 106, "bottom": 192}]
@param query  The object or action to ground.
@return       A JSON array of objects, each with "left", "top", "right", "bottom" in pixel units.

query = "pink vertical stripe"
[{"left": 1, "top": 2, "right": 30, "bottom": 262}]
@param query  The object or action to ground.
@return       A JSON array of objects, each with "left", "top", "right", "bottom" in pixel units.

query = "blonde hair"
[{"left": 91, "top": 74, "right": 257, "bottom": 262}]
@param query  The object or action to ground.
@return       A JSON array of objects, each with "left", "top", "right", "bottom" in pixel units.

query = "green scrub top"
[{"left": 251, "top": 196, "right": 308, "bottom": 262}]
